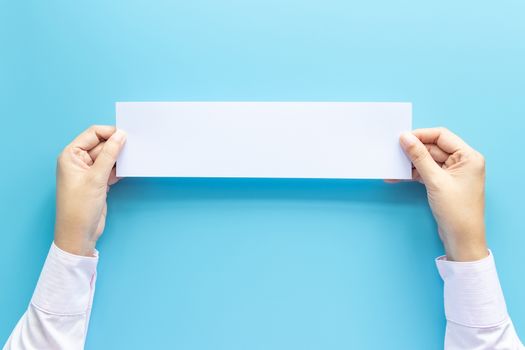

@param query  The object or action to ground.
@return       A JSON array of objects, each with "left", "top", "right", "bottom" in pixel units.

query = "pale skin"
[
  {"left": 54, "top": 125, "right": 126, "bottom": 256},
  {"left": 54, "top": 125, "right": 488, "bottom": 262},
  {"left": 395, "top": 128, "right": 488, "bottom": 262}
]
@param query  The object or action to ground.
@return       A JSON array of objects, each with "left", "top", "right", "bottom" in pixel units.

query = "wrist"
[
  {"left": 438, "top": 219, "right": 488, "bottom": 262},
  {"left": 442, "top": 234, "right": 488, "bottom": 262},
  {"left": 445, "top": 244, "right": 489, "bottom": 262},
  {"left": 53, "top": 236, "right": 97, "bottom": 257}
]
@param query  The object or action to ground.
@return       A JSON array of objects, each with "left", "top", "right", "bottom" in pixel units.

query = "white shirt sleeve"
[
  {"left": 436, "top": 251, "right": 524, "bottom": 349},
  {"left": 3, "top": 243, "right": 98, "bottom": 350},
  {"left": 4, "top": 243, "right": 523, "bottom": 350}
]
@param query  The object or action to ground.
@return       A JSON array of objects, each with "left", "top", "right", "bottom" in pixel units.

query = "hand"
[
  {"left": 54, "top": 125, "right": 127, "bottom": 257},
  {"left": 396, "top": 127, "right": 488, "bottom": 262}
]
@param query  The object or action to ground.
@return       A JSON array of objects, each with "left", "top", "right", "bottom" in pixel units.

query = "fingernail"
[
  {"left": 400, "top": 132, "right": 418, "bottom": 148},
  {"left": 112, "top": 129, "right": 127, "bottom": 143}
]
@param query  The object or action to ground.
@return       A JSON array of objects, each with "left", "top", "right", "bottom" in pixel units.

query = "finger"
[
  {"left": 384, "top": 179, "right": 401, "bottom": 183},
  {"left": 444, "top": 152, "right": 463, "bottom": 169},
  {"left": 108, "top": 167, "right": 120, "bottom": 185},
  {"left": 412, "top": 127, "right": 469, "bottom": 154},
  {"left": 88, "top": 142, "right": 105, "bottom": 162},
  {"left": 70, "top": 125, "right": 116, "bottom": 151},
  {"left": 385, "top": 171, "right": 424, "bottom": 183},
  {"left": 412, "top": 168, "right": 424, "bottom": 184},
  {"left": 400, "top": 132, "right": 441, "bottom": 181},
  {"left": 93, "top": 129, "right": 127, "bottom": 178},
  {"left": 384, "top": 178, "right": 415, "bottom": 184},
  {"left": 425, "top": 144, "right": 450, "bottom": 163}
]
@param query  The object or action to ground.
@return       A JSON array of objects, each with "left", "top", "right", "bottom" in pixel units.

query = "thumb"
[
  {"left": 93, "top": 129, "right": 127, "bottom": 177},
  {"left": 400, "top": 131, "right": 440, "bottom": 181}
]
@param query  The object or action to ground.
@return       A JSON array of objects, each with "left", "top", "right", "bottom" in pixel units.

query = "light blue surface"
[{"left": 1, "top": 1, "right": 524, "bottom": 348}]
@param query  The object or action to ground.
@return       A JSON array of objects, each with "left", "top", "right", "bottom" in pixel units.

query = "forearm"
[
  {"left": 3, "top": 243, "right": 98, "bottom": 350},
  {"left": 437, "top": 251, "right": 524, "bottom": 349},
  {"left": 4, "top": 126, "right": 121, "bottom": 349}
]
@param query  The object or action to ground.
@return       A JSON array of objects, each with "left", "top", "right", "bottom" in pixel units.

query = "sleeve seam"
[
  {"left": 446, "top": 316, "right": 510, "bottom": 329},
  {"left": 51, "top": 242, "right": 99, "bottom": 262},
  {"left": 30, "top": 301, "right": 91, "bottom": 317}
]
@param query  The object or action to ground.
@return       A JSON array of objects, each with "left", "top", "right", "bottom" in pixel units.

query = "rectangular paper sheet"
[{"left": 116, "top": 102, "right": 412, "bottom": 179}]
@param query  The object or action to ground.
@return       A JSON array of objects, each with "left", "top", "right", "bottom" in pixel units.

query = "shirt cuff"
[
  {"left": 31, "top": 242, "right": 99, "bottom": 315},
  {"left": 435, "top": 250, "right": 508, "bottom": 328}
]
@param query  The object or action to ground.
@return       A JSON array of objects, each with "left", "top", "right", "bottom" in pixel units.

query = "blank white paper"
[{"left": 116, "top": 102, "right": 412, "bottom": 179}]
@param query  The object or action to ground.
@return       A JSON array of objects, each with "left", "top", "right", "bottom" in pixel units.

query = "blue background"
[{"left": 1, "top": 1, "right": 524, "bottom": 349}]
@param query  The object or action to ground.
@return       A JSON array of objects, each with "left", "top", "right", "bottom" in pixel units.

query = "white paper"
[{"left": 116, "top": 102, "right": 412, "bottom": 179}]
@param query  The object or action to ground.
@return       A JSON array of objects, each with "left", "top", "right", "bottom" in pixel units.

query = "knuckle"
[
  {"left": 57, "top": 147, "right": 70, "bottom": 165},
  {"left": 476, "top": 151, "right": 485, "bottom": 162},
  {"left": 405, "top": 142, "right": 418, "bottom": 154},
  {"left": 437, "top": 126, "right": 451, "bottom": 134},
  {"left": 474, "top": 151, "right": 486, "bottom": 169},
  {"left": 408, "top": 145, "right": 426, "bottom": 163},
  {"left": 88, "top": 124, "right": 102, "bottom": 133},
  {"left": 101, "top": 146, "right": 116, "bottom": 161},
  {"left": 56, "top": 152, "right": 64, "bottom": 165},
  {"left": 458, "top": 149, "right": 485, "bottom": 172}
]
